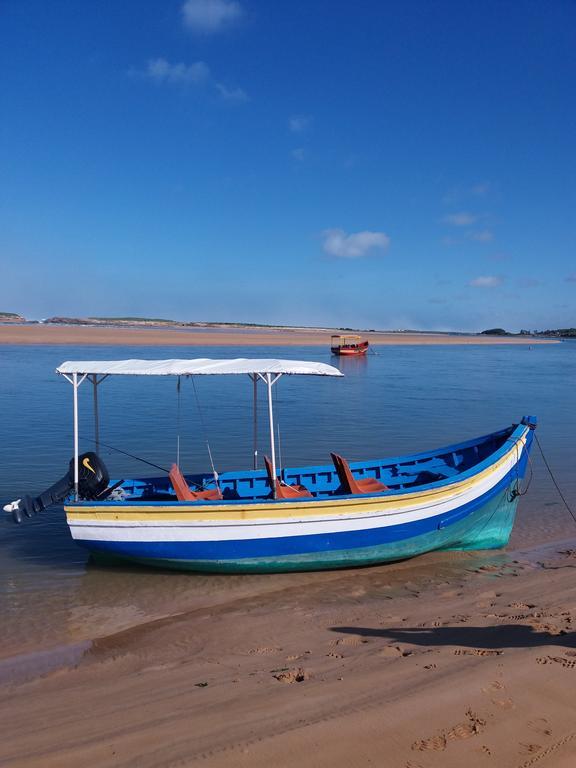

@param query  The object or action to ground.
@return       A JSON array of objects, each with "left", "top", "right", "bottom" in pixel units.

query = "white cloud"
[
  {"left": 215, "top": 83, "right": 248, "bottom": 102},
  {"left": 142, "top": 59, "right": 247, "bottom": 102},
  {"left": 442, "top": 181, "right": 493, "bottom": 205},
  {"left": 182, "top": 0, "right": 243, "bottom": 32},
  {"left": 469, "top": 276, "right": 502, "bottom": 288},
  {"left": 289, "top": 115, "right": 312, "bottom": 134},
  {"left": 441, "top": 235, "right": 459, "bottom": 246},
  {"left": 146, "top": 58, "right": 210, "bottom": 84},
  {"left": 469, "top": 229, "right": 494, "bottom": 242},
  {"left": 322, "top": 229, "right": 390, "bottom": 259},
  {"left": 471, "top": 181, "right": 491, "bottom": 196},
  {"left": 443, "top": 212, "right": 478, "bottom": 227}
]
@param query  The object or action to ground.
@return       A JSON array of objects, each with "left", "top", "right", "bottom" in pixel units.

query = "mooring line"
[{"left": 534, "top": 433, "right": 576, "bottom": 526}]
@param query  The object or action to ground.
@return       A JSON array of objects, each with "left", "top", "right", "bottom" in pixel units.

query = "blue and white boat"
[{"left": 5, "top": 358, "right": 536, "bottom": 573}]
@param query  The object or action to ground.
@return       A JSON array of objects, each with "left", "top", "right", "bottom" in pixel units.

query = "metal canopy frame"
[{"left": 58, "top": 360, "right": 342, "bottom": 500}]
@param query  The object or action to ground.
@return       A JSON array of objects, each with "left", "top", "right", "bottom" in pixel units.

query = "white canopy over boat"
[
  {"left": 56, "top": 358, "right": 344, "bottom": 499},
  {"left": 56, "top": 358, "right": 343, "bottom": 377}
]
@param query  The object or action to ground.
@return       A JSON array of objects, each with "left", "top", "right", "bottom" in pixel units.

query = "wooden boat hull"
[
  {"left": 331, "top": 341, "right": 369, "bottom": 356},
  {"left": 64, "top": 420, "right": 535, "bottom": 573}
]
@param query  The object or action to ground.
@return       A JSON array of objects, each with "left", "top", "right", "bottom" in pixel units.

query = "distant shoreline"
[{"left": 0, "top": 323, "right": 559, "bottom": 346}]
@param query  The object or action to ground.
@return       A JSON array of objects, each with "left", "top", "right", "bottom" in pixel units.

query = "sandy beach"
[
  {"left": 1, "top": 540, "right": 575, "bottom": 768},
  {"left": 0, "top": 324, "right": 557, "bottom": 346}
]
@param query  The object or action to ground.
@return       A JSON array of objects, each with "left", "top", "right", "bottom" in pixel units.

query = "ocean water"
[{"left": 1, "top": 342, "right": 575, "bottom": 665}]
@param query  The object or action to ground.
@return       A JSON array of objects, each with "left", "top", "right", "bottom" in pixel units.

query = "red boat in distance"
[{"left": 330, "top": 334, "right": 370, "bottom": 356}]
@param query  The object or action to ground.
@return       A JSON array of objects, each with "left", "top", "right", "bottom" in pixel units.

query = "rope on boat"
[
  {"left": 190, "top": 376, "right": 221, "bottom": 492},
  {"left": 506, "top": 436, "right": 534, "bottom": 499},
  {"left": 534, "top": 433, "right": 576, "bottom": 526},
  {"left": 84, "top": 437, "right": 209, "bottom": 491},
  {"left": 85, "top": 437, "right": 169, "bottom": 474},
  {"left": 504, "top": 436, "right": 533, "bottom": 501}
]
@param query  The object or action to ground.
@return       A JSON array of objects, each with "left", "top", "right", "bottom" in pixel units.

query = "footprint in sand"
[
  {"left": 249, "top": 646, "right": 282, "bottom": 655},
  {"left": 528, "top": 717, "right": 552, "bottom": 737},
  {"left": 379, "top": 645, "right": 410, "bottom": 658},
  {"left": 412, "top": 710, "right": 485, "bottom": 752},
  {"left": 326, "top": 651, "right": 344, "bottom": 659},
  {"left": 272, "top": 667, "right": 309, "bottom": 683},
  {"left": 536, "top": 656, "right": 576, "bottom": 669},
  {"left": 333, "top": 636, "right": 368, "bottom": 647},
  {"left": 482, "top": 680, "right": 514, "bottom": 709},
  {"left": 529, "top": 621, "right": 565, "bottom": 635},
  {"left": 520, "top": 743, "right": 542, "bottom": 755},
  {"left": 454, "top": 648, "right": 503, "bottom": 657},
  {"left": 483, "top": 680, "right": 505, "bottom": 692},
  {"left": 285, "top": 650, "right": 312, "bottom": 661},
  {"left": 446, "top": 721, "right": 481, "bottom": 741},
  {"left": 412, "top": 734, "right": 447, "bottom": 752}
]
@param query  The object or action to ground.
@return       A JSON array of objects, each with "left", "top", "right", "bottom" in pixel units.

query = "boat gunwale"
[
  {"left": 66, "top": 464, "right": 521, "bottom": 528},
  {"left": 65, "top": 422, "right": 530, "bottom": 513}
]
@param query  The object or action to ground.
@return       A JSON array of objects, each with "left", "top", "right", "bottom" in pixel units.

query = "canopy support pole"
[
  {"left": 251, "top": 374, "right": 258, "bottom": 469},
  {"left": 61, "top": 372, "right": 88, "bottom": 500},
  {"left": 73, "top": 372, "right": 79, "bottom": 499},
  {"left": 266, "top": 374, "right": 276, "bottom": 494},
  {"left": 257, "top": 372, "right": 282, "bottom": 498},
  {"left": 176, "top": 376, "right": 181, "bottom": 468},
  {"left": 91, "top": 375, "right": 99, "bottom": 457},
  {"left": 89, "top": 374, "right": 109, "bottom": 458}
]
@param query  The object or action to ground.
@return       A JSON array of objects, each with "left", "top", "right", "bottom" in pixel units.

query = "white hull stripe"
[{"left": 69, "top": 444, "right": 522, "bottom": 543}]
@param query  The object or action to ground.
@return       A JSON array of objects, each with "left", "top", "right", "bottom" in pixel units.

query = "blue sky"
[{"left": 1, "top": 0, "right": 575, "bottom": 331}]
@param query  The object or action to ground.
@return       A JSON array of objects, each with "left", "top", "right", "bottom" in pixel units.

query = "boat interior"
[{"left": 99, "top": 424, "right": 517, "bottom": 505}]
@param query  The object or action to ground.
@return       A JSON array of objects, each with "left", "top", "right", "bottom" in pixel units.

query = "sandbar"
[{"left": 0, "top": 324, "right": 557, "bottom": 346}]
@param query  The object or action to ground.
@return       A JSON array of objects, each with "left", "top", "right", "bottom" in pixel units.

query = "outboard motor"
[{"left": 4, "top": 452, "right": 110, "bottom": 524}]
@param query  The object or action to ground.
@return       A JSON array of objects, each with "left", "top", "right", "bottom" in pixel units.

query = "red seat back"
[
  {"left": 169, "top": 464, "right": 223, "bottom": 501},
  {"left": 330, "top": 453, "right": 388, "bottom": 495},
  {"left": 264, "top": 456, "right": 311, "bottom": 499}
]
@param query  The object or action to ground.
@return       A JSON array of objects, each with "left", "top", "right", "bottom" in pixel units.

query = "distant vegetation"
[
  {"left": 481, "top": 327, "right": 576, "bottom": 338},
  {"left": 480, "top": 328, "right": 508, "bottom": 336},
  {"left": 536, "top": 328, "right": 576, "bottom": 338},
  {"left": 89, "top": 316, "right": 176, "bottom": 323},
  {"left": 0, "top": 311, "right": 25, "bottom": 322}
]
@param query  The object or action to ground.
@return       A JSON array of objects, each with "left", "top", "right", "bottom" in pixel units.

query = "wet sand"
[
  {"left": 2, "top": 541, "right": 576, "bottom": 768},
  {"left": 0, "top": 324, "right": 557, "bottom": 346}
]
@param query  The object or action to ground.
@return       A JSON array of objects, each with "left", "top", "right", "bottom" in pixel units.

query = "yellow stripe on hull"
[{"left": 64, "top": 433, "right": 527, "bottom": 524}]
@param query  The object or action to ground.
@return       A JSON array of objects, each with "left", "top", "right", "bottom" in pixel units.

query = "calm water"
[{"left": 1, "top": 342, "right": 575, "bottom": 664}]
